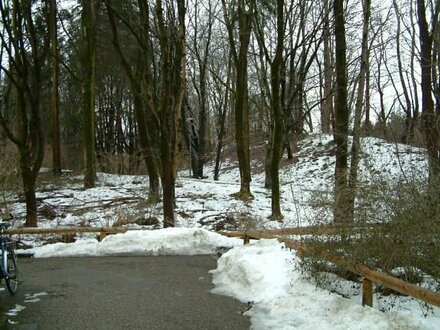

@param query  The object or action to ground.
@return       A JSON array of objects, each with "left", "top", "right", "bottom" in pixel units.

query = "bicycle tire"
[{"left": 5, "top": 249, "right": 18, "bottom": 295}]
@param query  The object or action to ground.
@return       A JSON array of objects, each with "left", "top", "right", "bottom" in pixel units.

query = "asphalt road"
[{"left": 0, "top": 256, "right": 250, "bottom": 330}]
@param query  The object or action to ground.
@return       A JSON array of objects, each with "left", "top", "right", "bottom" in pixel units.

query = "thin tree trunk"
[
  {"left": 82, "top": 0, "right": 97, "bottom": 189},
  {"left": 214, "top": 53, "right": 233, "bottom": 181},
  {"left": 322, "top": 0, "right": 333, "bottom": 134},
  {"left": 269, "top": 0, "right": 285, "bottom": 220},
  {"left": 49, "top": 0, "right": 61, "bottom": 176},
  {"left": 392, "top": 1, "right": 413, "bottom": 143},
  {"left": 348, "top": 0, "right": 370, "bottom": 223}
]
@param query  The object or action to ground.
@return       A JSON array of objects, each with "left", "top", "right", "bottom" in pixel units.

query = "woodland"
[{"left": 0, "top": 0, "right": 439, "bottom": 234}]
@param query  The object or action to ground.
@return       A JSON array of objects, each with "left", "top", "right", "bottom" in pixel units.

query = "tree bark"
[
  {"left": 49, "top": 0, "right": 61, "bottom": 176},
  {"left": 417, "top": 0, "right": 440, "bottom": 183},
  {"left": 191, "top": 0, "right": 213, "bottom": 179},
  {"left": 222, "top": 0, "right": 254, "bottom": 200},
  {"left": 322, "top": 0, "right": 333, "bottom": 134},
  {"left": 269, "top": 0, "right": 285, "bottom": 221},
  {"left": 348, "top": 0, "right": 370, "bottom": 222},
  {"left": 81, "top": 0, "right": 97, "bottom": 189},
  {"left": 333, "top": 0, "right": 350, "bottom": 224},
  {"left": 213, "top": 52, "right": 233, "bottom": 181},
  {"left": 156, "top": 0, "right": 186, "bottom": 227}
]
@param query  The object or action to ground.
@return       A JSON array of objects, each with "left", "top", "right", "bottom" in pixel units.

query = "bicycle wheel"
[{"left": 5, "top": 249, "right": 18, "bottom": 295}]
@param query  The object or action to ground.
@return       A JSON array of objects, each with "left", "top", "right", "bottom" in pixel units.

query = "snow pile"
[
  {"left": 211, "top": 239, "right": 295, "bottom": 303},
  {"left": 211, "top": 239, "right": 440, "bottom": 330},
  {"left": 26, "top": 228, "right": 242, "bottom": 258}
]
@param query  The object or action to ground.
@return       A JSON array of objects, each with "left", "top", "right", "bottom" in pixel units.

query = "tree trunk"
[
  {"left": 222, "top": 0, "right": 254, "bottom": 200},
  {"left": 156, "top": 0, "right": 186, "bottom": 227},
  {"left": 214, "top": 53, "right": 233, "bottom": 181},
  {"left": 49, "top": 0, "right": 61, "bottom": 176},
  {"left": 333, "top": 0, "right": 350, "bottom": 224},
  {"left": 21, "top": 165, "right": 38, "bottom": 227},
  {"left": 348, "top": 0, "right": 370, "bottom": 222},
  {"left": 269, "top": 0, "right": 285, "bottom": 221},
  {"left": 322, "top": 0, "right": 333, "bottom": 134},
  {"left": 417, "top": 0, "right": 440, "bottom": 183},
  {"left": 191, "top": 0, "right": 213, "bottom": 179},
  {"left": 82, "top": 0, "right": 97, "bottom": 189}
]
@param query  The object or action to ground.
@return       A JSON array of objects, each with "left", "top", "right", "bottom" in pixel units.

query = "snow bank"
[
  {"left": 210, "top": 239, "right": 436, "bottom": 330},
  {"left": 26, "top": 228, "right": 242, "bottom": 258}
]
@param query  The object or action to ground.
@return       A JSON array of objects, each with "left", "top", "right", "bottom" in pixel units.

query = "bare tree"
[
  {"left": 222, "top": 0, "right": 254, "bottom": 200},
  {"left": 267, "top": 0, "right": 285, "bottom": 220},
  {"left": 348, "top": 0, "right": 371, "bottom": 222},
  {"left": 156, "top": 0, "right": 187, "bottom": 227},
  {"left": 187, "top": 0, "right": 215, "bottom": 179},
  {"left": 105, "top": 0, "right": 161, "bottom": 201},
  {"left": 0, "top": 0, "right": 49, "bottom": 226},
  {"left": 321, "top": 0, "right": 334, "bottom": 134},
  {"left": 211, "top": 49, "right": 234, "bottom": 181}
]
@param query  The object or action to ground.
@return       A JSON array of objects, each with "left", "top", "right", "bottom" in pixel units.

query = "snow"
[
  {"left": 212, "top": 240, "right": 440, "bottom": 330},
  {"left": 3, "top": 134, "right": 439, "bottom": 329},
  {"left": 26, "top": 228, "right": 242, "bottom": 258}
]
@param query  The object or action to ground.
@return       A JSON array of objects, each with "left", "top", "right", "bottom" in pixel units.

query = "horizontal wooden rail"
[
  {"left": 223, "top": 223, "right": 388, "bottom": 238},
  {"left": 5, "top": 227, "right": 128, "bottom": 241},
  {"left": 222, "top": 227, "right": 440, "bottom": 308}
]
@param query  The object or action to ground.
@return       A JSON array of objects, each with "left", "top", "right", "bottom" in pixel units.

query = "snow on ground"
[
  {"left": 5, "top": 134, "right": 428, "bottom": 234},
  {"left": 2, "top": 134, "right": 438, "bottom": 329},
  {"left": 211, "top": 239, "right": 440, "bottom": 330}
]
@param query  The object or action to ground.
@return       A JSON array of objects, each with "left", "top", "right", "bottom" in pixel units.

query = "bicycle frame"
[
  {"left": 0, "top": 218, "right": 19, "bottom": 295},
  {"left": 1, "top": 238, "right": 10, "bottom": 278},
  {"left": 0, "top": 222, "right": 13, "bottom": 279}
]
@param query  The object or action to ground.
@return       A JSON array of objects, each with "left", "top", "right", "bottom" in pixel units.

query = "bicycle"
[{"left": 0, "top": 217, "right": 19, "bottom": 295}]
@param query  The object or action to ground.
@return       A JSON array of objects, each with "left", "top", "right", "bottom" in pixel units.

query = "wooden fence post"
[
  {"left": 362, "top": 278, "right": 373, "bottom": 307},
  {"left": 99, "top": 230, "right": 107, "bottom": 242}
]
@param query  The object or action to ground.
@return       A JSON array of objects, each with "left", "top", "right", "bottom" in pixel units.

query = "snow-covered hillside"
[{"left": 5, "top": 134, "right": 428, "bottom": 234}]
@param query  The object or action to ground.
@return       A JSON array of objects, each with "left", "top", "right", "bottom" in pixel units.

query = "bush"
[{"left": 304, "top": 173, "right": 440, "bottom": 291}]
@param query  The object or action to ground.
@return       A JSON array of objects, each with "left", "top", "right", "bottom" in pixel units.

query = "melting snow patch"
[
  {"left": 24, "top": 292, "right": 48, "bottom": 303},
  {"left": 6, "top": 304, "right": 25, "bottom": 317}
]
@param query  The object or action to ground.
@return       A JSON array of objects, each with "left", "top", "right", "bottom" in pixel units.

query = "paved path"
[{"left": 0, "top": 256, "right": 250, "bottom": 330}]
